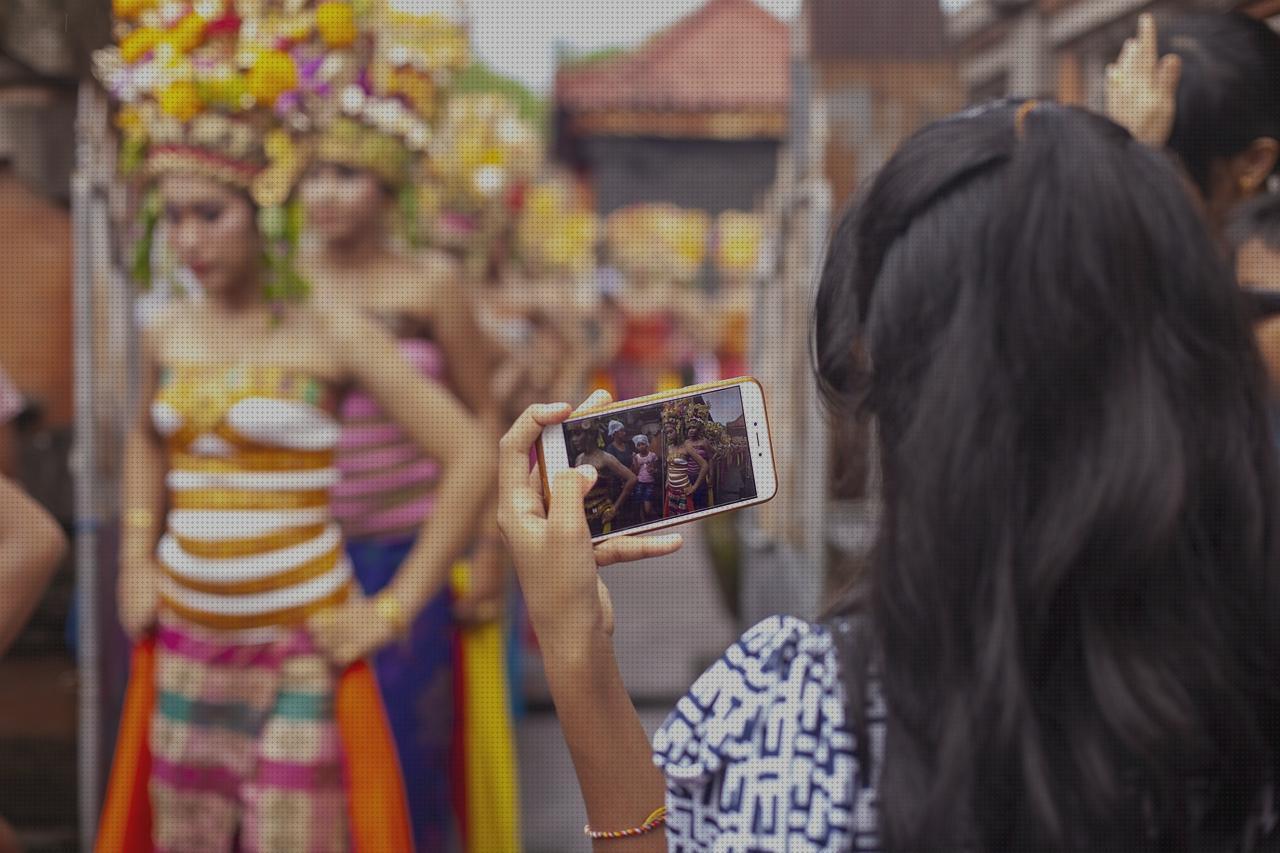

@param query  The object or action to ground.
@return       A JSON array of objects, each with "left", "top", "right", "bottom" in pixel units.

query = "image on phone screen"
[{"left": 562, "top": 385, "right": 760, "bottom": 539}]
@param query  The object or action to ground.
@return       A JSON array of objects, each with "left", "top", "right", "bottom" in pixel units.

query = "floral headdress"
[
  {"left": 606, "top": 203, "right": 709, "bottom": 284},
  {"left": 714, "top": 210, "right": 763, "bottom": 280},
  {"left": 96, "top": 0, "right": 326, "bottom": 295},
  {"left": 417, "top": 92, "right": 542, "bottom": 275},
  {"left": 308, "top": 0, "right": 470, "bottom": 191},
  {"left": 96, "top": 0, "right": 314, "bottom": 207},
  {"left": 515, "top": 176, "right": 599, "bottom": 279},
  {"left": 685, "top": 401, "right": 711, "bottom": 430},
  {"left": 660, "top": 401, "right": 688, "bottom": 443}
]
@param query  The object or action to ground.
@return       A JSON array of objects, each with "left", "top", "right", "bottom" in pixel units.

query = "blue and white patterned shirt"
[{"left": 653, "top": 616, "right": 886, "bottom": 852}]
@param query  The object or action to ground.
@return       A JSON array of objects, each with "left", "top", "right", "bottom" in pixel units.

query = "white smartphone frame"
[{"left": 538, "top": 377, "right": 778, "bottom": 544}]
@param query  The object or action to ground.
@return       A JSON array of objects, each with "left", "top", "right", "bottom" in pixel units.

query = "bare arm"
[
  {"left": 420, "top": 254, "right": 505, "bottom": 419},
  {"left": 498, "top": 400, "right": 676, "bottom": 853},
  {"left": 600, "top": 452, "right": 638, "bottom": 514},
  {"left": 331, "top": 310, "right": 496, "bottom": 622},
  {"left": 0, "top": 478, "right": 67, "bottom": 655},
  {"left": 686, "top": 443, "right": 710, "bottom": 493},
  {"left": 119, "top": 332, "right": 166, "bottom": 639}
]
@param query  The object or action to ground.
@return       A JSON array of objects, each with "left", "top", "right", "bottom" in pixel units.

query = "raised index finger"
[
  {"left": 499, "top": 402, "right": 572, "bottom": 517},
  {"left": 1137, "top": 13, "right": 1158, "bottom": 72}
]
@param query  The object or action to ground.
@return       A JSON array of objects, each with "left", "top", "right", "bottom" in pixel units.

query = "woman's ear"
[{"left": 1230, "top": 137, "right": 1280, "bottom": 196}]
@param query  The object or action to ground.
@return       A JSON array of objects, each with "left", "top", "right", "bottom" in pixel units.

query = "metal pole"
[{"left": 71, "top": 79, "right": 105, "bottom": 852}]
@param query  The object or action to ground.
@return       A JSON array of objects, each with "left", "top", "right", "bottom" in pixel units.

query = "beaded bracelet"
[
  {"left": 373, "top": 591, "right": 409, "bottom": 636},
  {"left": 584, "top": 806, "right": 667, "bottom": 841}
]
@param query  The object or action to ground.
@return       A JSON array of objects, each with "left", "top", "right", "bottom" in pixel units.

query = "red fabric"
[
  {"left": 335, "top": 661, "right": 414, "bottom": 852},
  {"left": 95, "top": 641, "right": 156, "bottom": 853}
]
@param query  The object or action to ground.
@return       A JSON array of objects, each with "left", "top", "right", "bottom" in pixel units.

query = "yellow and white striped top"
[{"left": 152, "top": 364, "right": 350, "bottom": 635}]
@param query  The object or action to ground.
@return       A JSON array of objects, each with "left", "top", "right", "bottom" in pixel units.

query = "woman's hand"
[
  {"left": 453, "top": 541, "right": 507, "bottom": 626},
  {"left": 118, "top": 561, "right": 161, "bottom": 641},
  {"left": 497, "top": 393, "right": 683, "bottom": 655},
  {"left": 1105, "top": 13, "right": 1181, "bottom": 148},
  {"left": 308, "top": 589, "right": 396, "bottom": 668}
]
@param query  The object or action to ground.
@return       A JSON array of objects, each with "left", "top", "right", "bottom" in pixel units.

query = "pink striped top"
[{"left": 333, "top": 338, "right": 444, "bottom": 542}]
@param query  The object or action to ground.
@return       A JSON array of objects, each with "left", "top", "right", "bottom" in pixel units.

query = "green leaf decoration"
[{"left": 129, "top": 188, "right": 162, "bottom": 290}]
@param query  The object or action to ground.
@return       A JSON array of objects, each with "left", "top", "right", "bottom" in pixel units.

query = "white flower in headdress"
[
  {"left": 366, "top": 97, "right": 404, "bottom": 134},
  {"left": 406, "top": 123, "right": 431, "bottom": 151},
  {"left": 473, "top": 164, "right": 506, "bottom": 197},
  {"left": 158, "top": 1, "right": 186, "bottom": 27},
  {"left": 339, "top": 84, "right": 365, "bottom": 115}
]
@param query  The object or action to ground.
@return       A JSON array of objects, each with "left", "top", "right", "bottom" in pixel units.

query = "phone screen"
[{"left": 562, "top": 385, "right": 760, "bottom": 538}]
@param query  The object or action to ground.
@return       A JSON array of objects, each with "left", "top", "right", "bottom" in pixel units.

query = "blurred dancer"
[
  {"left": 0, "top": 364, "right": 22, "bottom": 478},
  {"left": 0, "top": 476, "right": 66, "bottom": 657},
  {"left": 603, "top": 206, "right": 715, "bottom": 398},
  {"left": 93, "top": 6, "right": 492, "bottom": 850},
  {"left": 296, "top": 12, "right": 506, "bottom": 846}
]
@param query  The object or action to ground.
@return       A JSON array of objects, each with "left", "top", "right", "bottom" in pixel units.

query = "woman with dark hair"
[
  {"left": 1107, "top": 12, "right": 1280, "bottom": 237},
  {"left": 497, "top": 99, "right": 1280, "bottom": 852}
]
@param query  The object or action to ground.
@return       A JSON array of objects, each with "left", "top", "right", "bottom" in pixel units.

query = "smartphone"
[{"left": 538, "top": 377, "right": 777, "bottom": 543}]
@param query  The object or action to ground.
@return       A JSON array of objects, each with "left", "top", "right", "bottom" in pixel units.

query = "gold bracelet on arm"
[
  {"left": 124, "top": 508, "right": 156, "bottom": 531},
  {"left": 373, "top": 590, "right": 409, "bottom": 636},
  {"left": 584, "top": 806, "right": 667, "bottom": 841}
]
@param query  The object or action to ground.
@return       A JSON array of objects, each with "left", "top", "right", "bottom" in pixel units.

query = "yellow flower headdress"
[
  {"left": 417, "top": 92, "right": 542, "bottom": 273},
  {"left": 95, "top": 0, "right": 315, "bottom": 208},
  {"left": 309, "top": 0, "right": 470, "bottom": 189},
  {"left": 515, "top": 177, "right": 599, "bottom": 279},
  {"left": 606, "top": 203, "right": 709, "bottom": 284},
  {"left": 96, "top": 0, "right": 325, "bottom": 295},
  {"left": 714, "top": 210, "right": 763, "bottom": 280}
]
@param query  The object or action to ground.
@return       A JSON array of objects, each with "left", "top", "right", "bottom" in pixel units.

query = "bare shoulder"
[{"left": 146, "top": 300, "right": 201, "bottom": 363}]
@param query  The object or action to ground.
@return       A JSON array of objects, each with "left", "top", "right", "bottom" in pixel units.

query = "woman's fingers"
[
  {"left": 596, "top": 577, "right": 616, "bottom": 637},
  {"left": 1156, "top": 53, "right": 1182, "bottom": 94},
  {"left": 498, "top": 402, "right": 571, "bottom": 521},
  {"left": 1137, "top": 13, "right": 1157, "bottom": 71},
  {"left": 572, "top": 389, "right": 614, "bottom": 416},
  {"left": 594, "top": 532, "right": 685, "bottom": 567},
  {"left": 548, "top": 465, "right": 596, "bottom": 543}
]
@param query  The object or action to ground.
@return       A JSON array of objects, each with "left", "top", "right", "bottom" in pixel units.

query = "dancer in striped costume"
[{"left": 93, "top": 5, "right": 495, "bottom": 848}]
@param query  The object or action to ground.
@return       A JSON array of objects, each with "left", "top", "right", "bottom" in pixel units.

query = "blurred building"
[
  {"left": 952, "top": 0, "right": 1280, "bottom": 109},
  {"left": 553, "top": 0, "right": 790, "bottom": 215},
  {"left": 805, "top": 0, "right": 963, "bottom": 206}
]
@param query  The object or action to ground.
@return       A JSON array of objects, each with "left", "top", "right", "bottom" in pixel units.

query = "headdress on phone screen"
[
  {"left": 685, "top": 401, "right": 711, "bottom": 430},
  {"left": 660, "top": 401, "right": 687, "bottom": 443}
]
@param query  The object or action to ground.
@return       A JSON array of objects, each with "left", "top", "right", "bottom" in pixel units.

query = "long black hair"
[
  {"left": 1159, "top": 11, "right": 1280, "bottom": 196},
  {"left": 816, "top": 100, "right": 1280, "bottom": 852}
]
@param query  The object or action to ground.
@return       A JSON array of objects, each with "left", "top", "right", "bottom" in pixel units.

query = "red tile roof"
[{"left": 555, "top": 0, "right": 791, "bottom": 115}]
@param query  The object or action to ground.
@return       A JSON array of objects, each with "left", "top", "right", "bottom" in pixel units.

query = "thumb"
[
  {"left": 548, "top": 465, "right": 596, "bottom": 537},
  {"left": 1157, "top": 53, "right": 1182, "bottom": 93}
]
